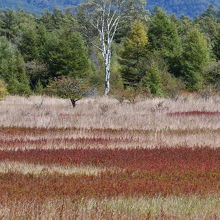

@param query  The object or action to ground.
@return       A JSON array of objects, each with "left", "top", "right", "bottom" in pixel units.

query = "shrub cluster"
[{"left": 0, "top": 79, "right": 8, "bottom": 100}]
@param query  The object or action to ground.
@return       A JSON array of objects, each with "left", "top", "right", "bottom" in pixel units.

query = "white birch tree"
[{"left": 77, "top": 0, "right": 146, "bottom": 95}]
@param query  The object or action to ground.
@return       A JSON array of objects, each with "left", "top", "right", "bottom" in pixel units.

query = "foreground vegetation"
[{"left": 0, "top": 95, "right": 219, "bottom": 219}]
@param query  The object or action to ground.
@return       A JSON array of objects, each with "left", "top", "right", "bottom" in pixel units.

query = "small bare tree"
[
  {"left": 45, "top": 77, "right": 95, "bottom": 108},
  {"left": 77, "top": 0, "right": 146, "bottom": 95}
]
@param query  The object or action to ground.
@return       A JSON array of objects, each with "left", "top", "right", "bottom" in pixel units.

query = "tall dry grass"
[
  {"left": 0, "top": 95, "right": 220, "bottom": 148},
  {"left": 0, "top": 196, "right": 219, "bottom": 220},
  {"left": 0, "top": 95, "right": 220, "bottom": 130},
  {"left": 0, "top": 95, "right": 220, "bottom": 219}
]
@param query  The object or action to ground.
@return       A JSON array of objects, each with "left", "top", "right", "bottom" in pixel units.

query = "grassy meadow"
[{"left": 0, "top": 95, "right": 219, "bottom": 219}]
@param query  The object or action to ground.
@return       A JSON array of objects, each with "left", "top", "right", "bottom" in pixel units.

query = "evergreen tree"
[
  {"left": 39, "top": 9, "right": 77, "bottom": 32},
  {"left": 43, "top": 29, "right": 92, "bottom": 79},
  {"left": 195, "top": 16, "right": 218, "bottom": 41},
  {"left": 142, "top": 65, "right": 162, "bottom": 95},
  {"left": 148, "top": 7, "right": 181, "bottom": 76},
  {"left": 19, "top": 18, "right": 47, "bottom": 62},
  {"left": 0, "top": 9, "right": 19, "bottom": 41},
  {"left": 180, "top": 29, "right": 210, "bottom": 91},
  {"left": 34, "top": 80, "right": 44, "bottom": 94},
  {"left": 213, "top": 32, "right": 220, "bottom": 60},
  {"left": 176, "top": 15, "right": 194, "bottom": 37},
  {"left": 25, "top": 61, "right": 49, "bottom": 90},
  {"left": 19, "top": 27, "right": 40, "bottom": 62},
  {"left": 148, "top": 8, "right": 180, "bottom": 59},
  {"left": 114, "top": 0, "right": 147, "bottom": 43},
  {"left": 120, "top": 20, "right": 148, "bottom": 87},
  {"left": 15, "top": 55, "right": 31, "bottom": 94},
  {"left": 0, "top": 79, "right": 8, "bottom": 100},
  {"left": 0, "top": 37, "right": 31, "bottom": 94}
]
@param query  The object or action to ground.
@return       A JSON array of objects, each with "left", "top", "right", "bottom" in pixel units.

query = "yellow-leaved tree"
[
  {"left": 0, "top": 79, "right": 8, "bottom": 100},
  {"left": 120, "top": 20, "right": 148, "bottom": 87}
]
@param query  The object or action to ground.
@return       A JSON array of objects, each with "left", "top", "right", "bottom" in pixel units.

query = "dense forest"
[
  {"left": 0, "top": 0, "right": 220, "bottom": 17},
  {"left": 0, "top": 2, "right": 220, "bottom": 101}
]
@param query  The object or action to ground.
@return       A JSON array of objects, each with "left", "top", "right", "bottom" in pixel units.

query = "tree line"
[{"left": 0, "top": 1, "right": 220, "bottom": 101}]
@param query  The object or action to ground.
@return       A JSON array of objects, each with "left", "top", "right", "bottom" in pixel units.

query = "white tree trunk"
[
  {"left": 80, "top": 0, "right": 144, "bottom": 95},
  {"left": 104, "top": 50, "right": 111, "bottom": 95},
  {"left": 89, "top": 0, "right": 121, "bottom": 95}
]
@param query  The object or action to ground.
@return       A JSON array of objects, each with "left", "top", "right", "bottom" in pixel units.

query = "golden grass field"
[{"left": 0, "top": 95, "right": 219, "bottom": 219}]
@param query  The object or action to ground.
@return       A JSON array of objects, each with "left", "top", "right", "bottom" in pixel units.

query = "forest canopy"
[{"left": 0, "top": 3, "right": 220, "bottom": 99}]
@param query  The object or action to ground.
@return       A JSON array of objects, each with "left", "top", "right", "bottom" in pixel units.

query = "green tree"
[
  {"left": 148, "top": 8, "right": 180, "bottom": 58},
  {"left": 39, "top": 9, "right": 77, "bottom": 31},
  {"left": 205, "top": 61, "right": 220, "bottom": 87},
  {"left": 140, "top": 51, "right": 185, "bottom": 97},
  {"left": 0, "top": 37, "right": 31, "bottom": 95},
  {"left": 18, "top": 19, "right": 47, "bottom": 62},
  {"left": 143, "top": 65, "right": 162, "bottom": 95},
  {"left": 148, "top": 7, "right": 181, "bottom": 76},
  {"left": 34, "top": 80, "right": 44, "bottom": 94},
  {"left": 19, "top": 27, "right": 40, "bottom": 62},
  {"left": 43, "top": 30, "right": 91, "bottom": 79},
  {"left": 180, "top": 29, "right": 210, "bottom": 91},
  {"left": 213, "top": 32, "right": 220, "bottom": 60},
  {"left": 0, "top": 79, "right": 8, "bottom": 100},
  {"left": 25, "top": 61, "right": 49, "bottom": 90},
  {"left": 120, "top": 20, "right": 148, "bottom": 87},
  {"left": 196, "top": 16, "right": 218, "bottom": 42},
  {"left": 114, "top": 0, "right": 147, "bottom": 43},
  {"left": 176, "top": 15, "right": 194, "bottom": 37},
  {"left": 0, "top": 9, "right": 19, "bottom": 41}
]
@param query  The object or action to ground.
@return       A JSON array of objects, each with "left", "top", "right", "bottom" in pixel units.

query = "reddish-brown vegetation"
[
  {"left": 0, "top": 147, "right": 219, "bottom": 200},
  {"left": 0, "top": 148, "right": 219, "bottom": 170},
  {"left": 0, "top": 168, "right": 219, "bottom": 201},
  {"left": 0, "top": 96, "right": 220, "bottom": 218}
]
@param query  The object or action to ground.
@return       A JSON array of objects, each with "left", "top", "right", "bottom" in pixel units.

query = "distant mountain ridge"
[
  {"left": 0, "top": 0, "right": 220, "bottom": 17},
  {"left": 147, "top": 0, "right": 220, "bottom": 17},
  {"left": 0, "top": 0, "right": 82, "bottom": 14}
]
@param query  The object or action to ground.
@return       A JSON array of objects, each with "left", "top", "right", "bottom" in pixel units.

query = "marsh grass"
[
  {"left": 0, "top": 95, "right": 220, "bottom": 130},
  {"left": 0, "top": 196, "right": 219, "bottom": 220},
  {"left": 0, "top": 95, "right": 219, "bottom": 219}
]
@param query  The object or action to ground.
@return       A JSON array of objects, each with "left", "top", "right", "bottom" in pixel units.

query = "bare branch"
[{"left": 77, "top": 0, "right": 142, "bottom": 95}]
